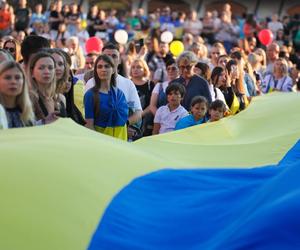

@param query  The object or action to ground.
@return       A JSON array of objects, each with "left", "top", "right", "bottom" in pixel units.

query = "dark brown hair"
[{"left": 92, "top": 54, "right": 116, "bottom": 119}]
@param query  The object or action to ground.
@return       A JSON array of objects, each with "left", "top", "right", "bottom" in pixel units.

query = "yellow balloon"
[
  {"left": 170, "top": 40, "right": 184, "bottom": 57},
  {"left": 81, "top": 20, "right": 87, "bottom": 29}
]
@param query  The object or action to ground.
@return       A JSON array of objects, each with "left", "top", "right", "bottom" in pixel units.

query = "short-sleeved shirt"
[
  {"left": 154, "top": 104, "right": 188, "bottom": 134},
  {"left": 175, "top": 114, "right": 206, "bottom": 130},
  {"left": 15, "top": 7, "right": 31, "bottom": 31}
]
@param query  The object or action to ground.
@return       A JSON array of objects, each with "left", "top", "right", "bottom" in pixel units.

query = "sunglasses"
[
  {"left": 178, "top": 64, "right": 193, "bottom": 71},
  {"left": 4, "top": 47, "right": 15, "bottom": 53},
  {"left": 167, "top": 66, "right": 178, "bottom": 71}
]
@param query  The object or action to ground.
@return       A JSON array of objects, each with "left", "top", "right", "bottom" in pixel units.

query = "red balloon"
[
  {"left": 258, "top": 29, "right": 273, "bottom": 46},
  {"left": 85, "top": 37, "right": 103, "bottom": 54}
]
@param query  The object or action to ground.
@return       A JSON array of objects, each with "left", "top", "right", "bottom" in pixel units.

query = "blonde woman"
[
  {"left": 0, "top": 61, "right": 35, "bottom": 128},
  {"left": 244, "top": 60, "right": 260, "bottom": 95},
  {"left": 66, "top": 36, "right": 85, "bottom": 70},
  {"left": 262, "top": 58, "right": 293, "bottom": 93},
  {"left": 29, "top": 51, "right": 60, "bottom": 122},
  {"left": 130, "top": 58, "right": 154, "bottom": 136},
  {"left": 50, "top": 48, "right": 85, "bottom": 125},
  {"left": 254, "top": 48, "right": 267, "bottom": 77},
  {"left": 48, "top": 48, "right": 70, "bottom": 116},
  {"left": 248, "top": 53, "right": 264, "bottom": 93}
]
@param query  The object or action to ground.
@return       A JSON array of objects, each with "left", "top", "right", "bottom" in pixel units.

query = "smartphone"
[
  {"left": 139, "top": 38, "right": 144, "bottom": 47},
  {"left": 135, "top": 39, "right": 144, "bottom": 53}
]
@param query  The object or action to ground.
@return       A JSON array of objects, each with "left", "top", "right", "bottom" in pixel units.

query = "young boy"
[
  {"left": 152, "top": 83, "right": 188, "bottom": 134},
  {"left": 175, "top": 96, "right": 208, "bottom": 130},
  {"left": 208, "top": 99, "right": 226, "bottom": 122}
]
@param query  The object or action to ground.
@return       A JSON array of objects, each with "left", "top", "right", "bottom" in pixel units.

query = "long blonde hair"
[
  {"left": 254, "top": 48, "right": 267, "bottom": 67},
  {"left": 0, "top": 61, "right": 35, "bottom": 125},
  {"left": 48, "top": 48, "right": 70, "bottom": 94},
  {"left": 29, "top": 51, "right": 57, "bottom": 99}
]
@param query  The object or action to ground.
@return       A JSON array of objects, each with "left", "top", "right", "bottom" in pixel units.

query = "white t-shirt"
[
  {"left": 152, "top": 81, "right": 169, "bottom": 95},
  {"left": 268, "top": 21, "right": 283, "bottom": 36},
  {"left": 85, "top": 74, "right": 142, "bottom": 111},
  {"left": 208, "top": 84, "right": 227, "bottom": 106},
  {"left": 154, "top": 104, "right": 188, "bottom": 134}
]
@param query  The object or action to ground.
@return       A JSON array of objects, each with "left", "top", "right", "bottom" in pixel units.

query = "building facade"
[{"left": 86, "top": 0, "right": 300, "bottom": 18}]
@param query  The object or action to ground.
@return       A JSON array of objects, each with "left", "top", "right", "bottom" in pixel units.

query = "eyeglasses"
[
  {"left": 4, "top": 47, "right": 15, "bottom": 53},
  {"left": 178, "top": 64, "right": 193, "bottom": 71},
  {"left": 167, "top": 66, "right": 178, "bottom": 71}
]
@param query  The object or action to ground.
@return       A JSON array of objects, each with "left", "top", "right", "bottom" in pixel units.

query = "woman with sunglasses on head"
[
  {"left": 170, "top": 51, "right": 212, "bottom": 111},
  {"left": 3, "top": 38, "right": 22, "bottom": 62},
  {"left": 84, "top": 54, "right": 128, "bottom": 140},
  {"left": 0, "top": 61, "right": 35, "bottom": 128},
  {"left": 149, "top": 58, "right": 179, "bottom": 115}
]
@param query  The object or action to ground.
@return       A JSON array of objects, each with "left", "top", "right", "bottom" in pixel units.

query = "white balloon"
[
  {"left": 160, "top": 31, "right": 173, "bottom": 43},
  {"left": 114, "top": 29, "right": 128, "bottom": 44}
]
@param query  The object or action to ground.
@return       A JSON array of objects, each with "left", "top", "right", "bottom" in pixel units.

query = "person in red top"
[
  {"left": 243, "top": 14, "right": 260, "bottom": 39},
  {"left": 0, "top": 1, "right": 13, "bottom": 37}
]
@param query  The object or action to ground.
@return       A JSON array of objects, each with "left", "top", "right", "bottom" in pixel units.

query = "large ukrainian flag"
[{"left": 1, "top": 92, "right": 300, "bottom": 249}]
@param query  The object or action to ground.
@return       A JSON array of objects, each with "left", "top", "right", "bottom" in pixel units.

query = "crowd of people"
[{"left": 0, "top": 0, "right": 299, "bottom": 141}]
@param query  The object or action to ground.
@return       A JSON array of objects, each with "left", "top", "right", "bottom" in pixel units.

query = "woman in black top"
[{"left": 130, "top": 58, "right": 154, "bottom": 137}]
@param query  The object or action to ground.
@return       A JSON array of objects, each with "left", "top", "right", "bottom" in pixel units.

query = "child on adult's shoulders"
[
  {"left": 208, "top": 99, "right": 226, "bottom": 122},
  {"left": 152, "top": 83, "right": 188, "bottom": 134},
  {"left": 175, "top": 95, "right": 208, "bottom": 130}
]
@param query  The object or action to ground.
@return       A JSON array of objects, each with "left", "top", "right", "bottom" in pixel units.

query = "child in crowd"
[
  {"left": 175, "top": 95, "right": 208, "bottom": 130},
  {"left": 152, "top": 83, "right": 188, "bottom": 134},
  {"left": 208, "top": 99, "right": 226, "bottom": 122}
]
